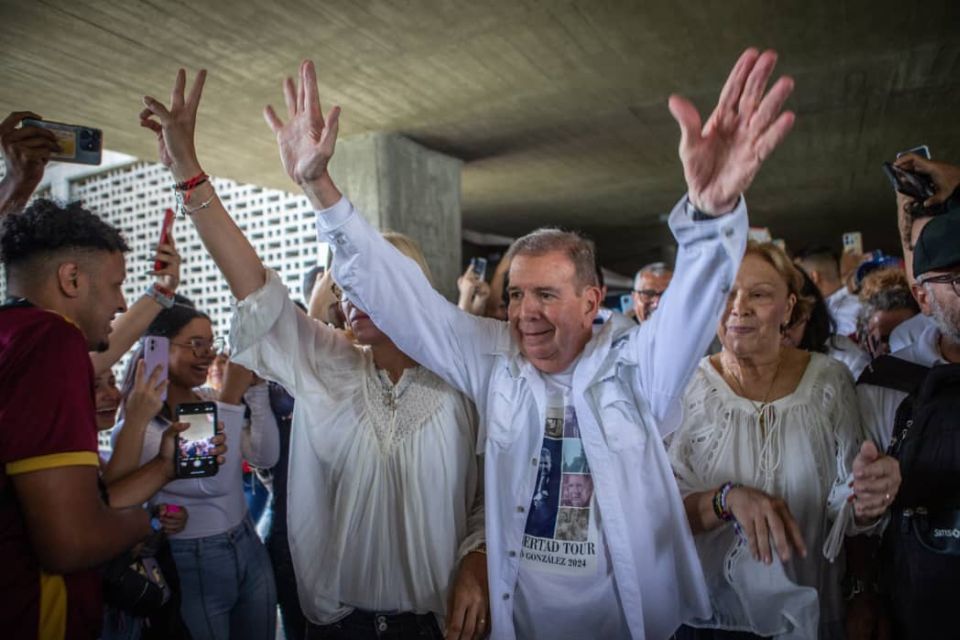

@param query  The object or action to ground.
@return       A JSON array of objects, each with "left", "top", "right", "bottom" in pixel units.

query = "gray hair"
[
  {"left": 505, "top": 228, "right": 599, "bottom": 289},
  {"left": 633, "top": 261, "right": 672, "bottom": 290}
]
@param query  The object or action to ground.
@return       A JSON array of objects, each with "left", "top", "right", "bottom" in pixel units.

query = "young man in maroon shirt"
[{"left": 1, "top": 199, "right": 154, "bottom": 639}]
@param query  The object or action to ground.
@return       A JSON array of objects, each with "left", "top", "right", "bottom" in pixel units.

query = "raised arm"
[
  {"left": 139, "top": 69, "right": 265, "bottom": 300},
  {"left": 90, "top": 237, "right": 182, "bottom": 375},
  {"left": 0, "top": 111, "right": 58, "bottom": 215},
  {"left": 637, "top": 48, "right": 796, "bottom": 426},
  {"left": 262, "top": 60, "right": 504, "bottom": 398}
]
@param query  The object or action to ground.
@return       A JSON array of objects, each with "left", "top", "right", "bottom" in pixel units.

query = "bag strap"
[{"left": 857, "top": 355, "right": 931, "bottom": 393}]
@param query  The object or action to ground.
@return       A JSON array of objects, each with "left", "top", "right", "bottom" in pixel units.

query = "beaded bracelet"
[{"left": 713, "top": 481, "right": 741, "bottom": 521}]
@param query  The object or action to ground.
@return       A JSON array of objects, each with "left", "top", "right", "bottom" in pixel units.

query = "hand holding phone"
[
  {"left": 21, "top": 118, "right": 102, "bottom": 165},
  {"left": 470, "top": 257, "right": 488, "bottom": 281},
  {"left": 142, "top": 336, "right": 170, "bottom": 402},
  {"left": 892, "top": 154, "right": 960, "bottom": 210},
  {"left": 882, "top": 161, "right": 936, "bottom": 202},
  {"left": 155, "top": 209, "right": 176, "bottom": 272}
]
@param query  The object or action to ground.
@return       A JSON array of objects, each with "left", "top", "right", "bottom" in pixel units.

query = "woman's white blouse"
[
  {"left": 229, "top": 270, "right": 484, "bottom": 625},
  {"left": 668, "top": 353, "right": 877, "bottom": 639}
]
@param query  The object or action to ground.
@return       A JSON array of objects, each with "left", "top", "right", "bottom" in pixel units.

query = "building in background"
[{"left": 2, "top": 152, "right": 328, "bottom": 345}]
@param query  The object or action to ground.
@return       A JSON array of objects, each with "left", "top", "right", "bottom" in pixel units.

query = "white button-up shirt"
[
  {"left": 825, "top": 286, "right": 862, "bottom": 337},
  {"left": 317, "top": 194, "right": 748, "bottom": 639}
]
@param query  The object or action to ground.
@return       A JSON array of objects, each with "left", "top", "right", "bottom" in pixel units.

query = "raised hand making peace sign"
[{"left": 669, "top": 48, "right": 796, "bottom": 215}]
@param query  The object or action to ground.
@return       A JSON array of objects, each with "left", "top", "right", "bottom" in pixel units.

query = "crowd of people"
[{"left": 1, "top": 46, "right": 959, "bottom": 640}]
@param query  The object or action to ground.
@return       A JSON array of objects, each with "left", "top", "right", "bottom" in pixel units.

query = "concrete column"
[{"left": 328, "top": 132, "right": 462, "bottom": 301}]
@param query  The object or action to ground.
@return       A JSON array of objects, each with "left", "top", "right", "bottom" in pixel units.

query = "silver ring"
[{"left": 885, "top": 493, "right": 891, "bottom": 501}]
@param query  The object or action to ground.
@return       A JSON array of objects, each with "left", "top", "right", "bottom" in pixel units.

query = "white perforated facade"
[{"left": 71, "top": 161, "right": 327, "bottom": 338}]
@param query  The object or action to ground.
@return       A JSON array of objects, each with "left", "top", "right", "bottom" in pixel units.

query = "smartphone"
[
  {"left": 155, "top": 209, "right": 176, "bottom": 272},
  {"left": 142, "top": 336, "right": 169, "bottom": 402},
  {"left": 470, "top": 257, "right": 488, "bottom": 280},
  {"left": 174, "top": 402, "right": 220, "bottom": 478},
  {"left": 882, "top": 161, "right": 936, "bottom": 201},
  {"left": 842, "top": 232, "right": 863, "bottom": 255},
  {"left": 620, "top": 293, "right": 633, "bottom": 314},
  {"left": 896, "top": 145, "right": 931, "bottom": 160},
  {"left": 21, "top": 118, "right": 102, "bottom": 165}
]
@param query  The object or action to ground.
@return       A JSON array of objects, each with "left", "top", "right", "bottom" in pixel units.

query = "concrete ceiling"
[{"left": 2, "top": 0, "right": 959, "bottom": 275}]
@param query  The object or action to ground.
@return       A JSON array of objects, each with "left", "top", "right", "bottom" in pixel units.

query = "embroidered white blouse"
[
  {"left": 668, "top": 353, "right": 877, "bottom": 639},
  {"left": 229, "top": 270, "right": 484, "bottom": 626}
]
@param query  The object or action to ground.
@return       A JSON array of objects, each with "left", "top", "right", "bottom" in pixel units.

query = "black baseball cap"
[{"left": 913, "top": 210, "right": 960, "bottom": 277}]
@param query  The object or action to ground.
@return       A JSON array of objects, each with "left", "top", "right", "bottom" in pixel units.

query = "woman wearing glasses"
[{"left": 113, "top": 298, "right": 280, "bottom": 640}]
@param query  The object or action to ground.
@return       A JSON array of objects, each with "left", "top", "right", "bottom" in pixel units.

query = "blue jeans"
[{"left": 169, "top": 517, "right": 277, "bottom": 640}]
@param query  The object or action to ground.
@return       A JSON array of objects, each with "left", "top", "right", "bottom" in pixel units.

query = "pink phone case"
[{"left": 142, "top": 336, "right": 170, "bottom": 401}]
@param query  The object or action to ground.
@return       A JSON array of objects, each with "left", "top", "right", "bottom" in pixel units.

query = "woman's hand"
[
  {"left": 155, "top": 504, "right": 188, "bottom": 535},
  {"left": 726, "top": 485, "right": 807, "bottom": 564},
  {"left": 124, "top": 360, "right": 167, "bottom": 429},
  {"left": 139, "top": 69, "right": 207, "bottom": 182}
]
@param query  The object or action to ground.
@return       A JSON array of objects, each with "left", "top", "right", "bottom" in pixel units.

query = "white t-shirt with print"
[{"left": 513, "top": 369, "right": 628, "bottom": 639}]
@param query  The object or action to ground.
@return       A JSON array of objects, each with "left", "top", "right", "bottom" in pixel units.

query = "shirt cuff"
[
  {"left": 314, "top": 196, "right": 354, "bottom": 235},
  {"left": 684, "top": 195, "right": 743, "bottom": 221}
]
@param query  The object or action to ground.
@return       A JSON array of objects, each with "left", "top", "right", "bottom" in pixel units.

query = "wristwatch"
[{"left": 145, "top": 283, "right": 175, "bottom": 309}]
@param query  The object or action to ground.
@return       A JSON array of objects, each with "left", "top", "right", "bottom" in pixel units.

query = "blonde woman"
[{"left": 668, "top": 242, "right": 901, "bottom": 639}]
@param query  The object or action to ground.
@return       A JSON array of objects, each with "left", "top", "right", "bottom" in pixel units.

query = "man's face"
[
  {"left": 867, "top": 307, "right": 918, "bottom": 356},
  {"left": 917, "top": 266, "right": 960, "bottom": 344},
  {"left": 562, "top": 475, "right": 593, "bottom": 507},
  {"left": 507, "top": 251, "right": 601, "bottom": 374},
  {"left": 632, "top": 271, "right": 672, "bottom": 322},
  {"left": 75, "top": 251, "right": 127, "bottom": 352}
]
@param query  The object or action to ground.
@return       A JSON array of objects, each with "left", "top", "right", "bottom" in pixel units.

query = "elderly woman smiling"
[{"left": 668, "top": 242, "right": 901, "bottom": 640}]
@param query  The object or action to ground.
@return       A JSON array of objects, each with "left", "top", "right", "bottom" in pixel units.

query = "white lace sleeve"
[{"left": 822, "top": 360, "right": 884, "bottom": 560}]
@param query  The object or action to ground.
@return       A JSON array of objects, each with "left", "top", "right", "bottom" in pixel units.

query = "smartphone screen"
[
  {"left": 21, "top": 118, "right": 102, "bottom": 165},
  {"left": 155, "top": 209, "right": 175, "bottom": 272},
  {"left": 175, "top": 403, "right": 219, "bottom": 478},
  {"left": 142, "top": 336, "right": 169, "bottom": 401}
]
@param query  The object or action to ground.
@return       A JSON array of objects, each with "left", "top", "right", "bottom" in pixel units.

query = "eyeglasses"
[
  {"left": 918, "top": 272, "right": 960, "bottom": 296},
  {"left": 171, "top": 336, "right": 225, "bottom": 357},
  {"left": 634, "top": 289, "right": 666, "bottom": 301}
]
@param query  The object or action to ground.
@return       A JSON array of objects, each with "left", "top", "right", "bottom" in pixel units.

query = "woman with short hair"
[{"left": 668, "top": 242, "right": 901, "bottom": 639}]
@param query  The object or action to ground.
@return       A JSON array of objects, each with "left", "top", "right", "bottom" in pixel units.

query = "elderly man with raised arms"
[{"left": 260, "top": 49, "right": 801, "bottom": 640}]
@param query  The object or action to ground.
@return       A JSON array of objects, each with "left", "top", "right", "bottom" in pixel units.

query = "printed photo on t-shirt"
[
  {"left": 555, "top": 507, "right": 590, "bottom": 541},
  {"left": 562, "top": 438, "right": 589, "bottom": 474},
  {"left": 560, "top": 474, "right": 593, "bottom": 508},
  {"left": 526, "top": 436, "right": 562, "bottom": 538},
  {"left": 522, "top": 397, "right": 599, "bottom": 575}
]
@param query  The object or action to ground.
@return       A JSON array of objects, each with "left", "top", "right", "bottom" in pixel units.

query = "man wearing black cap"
[{"left": 858, "top": 210, "right": 960, "bottom": 449}]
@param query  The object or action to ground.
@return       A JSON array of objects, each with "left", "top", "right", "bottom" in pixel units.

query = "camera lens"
[{"left": 80, "top": 128, "right": 100, "bottom": 152}]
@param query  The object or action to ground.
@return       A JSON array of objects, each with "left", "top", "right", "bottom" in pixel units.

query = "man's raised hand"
[
  {"left": 264, "top": 60, "right": 341, "bottom": 201},
  {"left": 668, "top": 48, "right": 796, "bottom": 215}
]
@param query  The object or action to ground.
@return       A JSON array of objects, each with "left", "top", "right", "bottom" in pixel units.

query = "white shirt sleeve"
[
  {"left": 240, "top": 382, "right": 280, "bottom": 468},
  {"left": 315, "top": 196, "right": 505, "bottom": 401},
  {"left": 629, "top": 195, "right": 748, "bottom": 431},
  {"left": 230, "top": 269, "right": 361, "bottom": 395}
]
